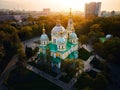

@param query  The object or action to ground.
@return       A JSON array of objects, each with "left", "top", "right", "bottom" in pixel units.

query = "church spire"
[
  {"left": 69, "top": 8, "right": 72, "bottom": 17},
  {"left": 66, "top": 8, "right": 75, "bottom": 36},
  {"left": 42, "top": 24, "right": 45, "bottom": 34}
]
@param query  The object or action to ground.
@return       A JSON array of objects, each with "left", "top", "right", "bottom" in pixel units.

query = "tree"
[
  {"left": 93, "top": 73, "right": 108, "bottom": 90},
  {"left": 18, "top": 26, "right": 32, "bottom": 40},
  {"left": 0, "top": 25, "right": 17, "bottom": 34},
  {"left": 82, "top": 87, "right": 93, "bottom": 90},
  {"left": 90, "top": 24, "right": 102, "bottom": 32},
  {"left": 0, "top": 45, "right": 5, "bottom": 61},
  {"left": 93, "top": 42, "right": 104, "bottom": 56},
  {"left": 103, "top": 37, "right": 120, "bottom": 63},
  {"left": 25, "top": 46, "right": 33, "bottom": 59},
  {"left": 61, "top": 59, "right": 84, "bottom": 77},
  {"left": 79, "top": 35, "right": 89, "bottom": 46}
]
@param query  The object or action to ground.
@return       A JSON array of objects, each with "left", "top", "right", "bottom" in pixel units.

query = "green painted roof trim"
[
  {"left": 39, "top": 41, "right": 78, "bottom": 54},
  {"left": 67, "top": 51, "right": 78, "bottom": 59},
  {"left": 48, "top": 41, "right": 77, "bottom": 54},
  {"left": 48, "top": 42, "right": 58, "bottom": 52}
]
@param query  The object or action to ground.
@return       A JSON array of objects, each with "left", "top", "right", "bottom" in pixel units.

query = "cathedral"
[{"left": 38, "top": 10, "right": 78, "bottom": 69}]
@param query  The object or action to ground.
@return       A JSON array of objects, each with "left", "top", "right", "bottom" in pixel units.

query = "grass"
[
  {"left": 78, "top": 48, "right": 91, "bottom": 61},
  {"left": 6, "top": 66, "right": 61, "bottom": 90}
]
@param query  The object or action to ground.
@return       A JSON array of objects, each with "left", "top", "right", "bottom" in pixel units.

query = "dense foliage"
[{"left": 0, "top": 14, "right": 120, "bottom": 77}]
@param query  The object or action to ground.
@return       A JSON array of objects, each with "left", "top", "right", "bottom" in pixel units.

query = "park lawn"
[
  {"left": 6, "top": 66, "right": 61, "bottom": 90},
  {"left": 78, "top": 48, "right": 91, "bottom": 61}
]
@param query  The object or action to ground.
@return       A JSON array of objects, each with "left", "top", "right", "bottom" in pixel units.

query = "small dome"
[
  {"left": 57, "top": 38, "right": 66, "bottom": 44},
  {"left": 51, "top": 25, "right": 66, "bottom": 36},
  {"left": 40, "top": 34, "right": 49, "bottom": 41},
  {"left": 106, "top": 34, "right": 112, "bottom": 39},
  {"left": 69, "top": 32, "right": 77, "bottom": 39}
]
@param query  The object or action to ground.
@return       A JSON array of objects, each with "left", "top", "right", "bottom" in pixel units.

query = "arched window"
[
  {"left": 53, "top": 39, "right": 56, "bottom": 43},
  {"left": 62, "top": 46, "right": 64, "bottom": 49},
  {"left": 59, "top": 46, "right": 61, "bottom": 49}
]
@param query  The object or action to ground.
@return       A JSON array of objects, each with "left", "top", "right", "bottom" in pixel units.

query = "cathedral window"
[
  {"left": 62, "top": 46, "right": 64, "bottom": 49},
  {"left": 53, "top": 39, "right": 56, "bottom": 43},
  {"left": 44, "top": 42, "right": 45, "bottom": 45},
  {"left": 59, "top": 46, "right": 60, "bottom": 49}
]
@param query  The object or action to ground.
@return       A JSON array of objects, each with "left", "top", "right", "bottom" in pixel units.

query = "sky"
[{"left": 0, "top": 0, "right": 120, "bottom": 12}]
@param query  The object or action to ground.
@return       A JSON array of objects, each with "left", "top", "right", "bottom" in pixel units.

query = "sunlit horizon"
[{"left": 0, "top": 0, "right": 120, "bottom": 12}]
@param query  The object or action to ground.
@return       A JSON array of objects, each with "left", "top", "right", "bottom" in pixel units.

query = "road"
[
  {"left": 83, "top": 55, "right": 95, "bottom": 72},
  {"left": 0, "top": 55, "right": 18, "bottom": 89},
  {"left": 22, "top": 37, "right": 40, "bottom": 51}
]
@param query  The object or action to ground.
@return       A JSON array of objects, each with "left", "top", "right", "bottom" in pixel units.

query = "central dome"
[
  {"left": 51, "top": 20, "right": 66, "bottom": 37},
  {"left": 51, "top": 25, "right": 66, "bottom": 36}
]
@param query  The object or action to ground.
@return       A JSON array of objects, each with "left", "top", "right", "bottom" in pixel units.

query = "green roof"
[
  {"left": 59, "top": 41, "right": 77, "bottom": 54},
  {"left": 39, "top": 45, "right": 47, "bottom": 50},
  {"left": 49, "top": 43, "right": 58, "bottom": 52},
  {"left": 68, "top": 51, "right": 78, "bottom": 59},
  {"left": 99, "top": 37, "right": 106, "bottom": 43},
  {"left": 48, "top": 41, "right": 77, "bottom": 54}
]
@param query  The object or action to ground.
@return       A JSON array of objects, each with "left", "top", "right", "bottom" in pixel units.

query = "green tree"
[
  {"left": 18, "top": 26, "right": 32, "bottom": 40},
  {"left": 103, "top": 37, "right": 120, "bottom": 63},
  {"left": 25, "top": 46, "right": 33, "bottom": 58},
  {"left": 61, "top": 59, "right": 84, "bottom": 77},
  {"left": 79, "top": 35, "right": 89, "bottom": 46},
  {"left": 93, "top": 73, "right": 108, "bottom": 90}
]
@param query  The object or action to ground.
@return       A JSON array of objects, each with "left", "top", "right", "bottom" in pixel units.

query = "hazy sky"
[{"left": 0, "top": 0, "right": 120, "bottom": 11}]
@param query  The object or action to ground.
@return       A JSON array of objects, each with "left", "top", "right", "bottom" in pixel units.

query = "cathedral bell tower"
[{"left": 66, "top": 8, "right": 75, "bottom": 38}]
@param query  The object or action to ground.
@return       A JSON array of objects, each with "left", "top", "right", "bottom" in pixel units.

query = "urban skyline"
[
  {"left": 85, "top": 2, "right": 101, "bottom": 18},
  {"left": 0, "top": 0, "right": 120, "bottom": 12}
]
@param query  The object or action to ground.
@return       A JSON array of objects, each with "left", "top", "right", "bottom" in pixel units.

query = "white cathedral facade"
[{"left": 38, "top": 10, "right": 78, "bottom": 69}]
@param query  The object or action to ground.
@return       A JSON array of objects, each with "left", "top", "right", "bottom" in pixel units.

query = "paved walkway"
[
  {"left": 82, "top": 44, "right": 93, "bottom": 52},
  {"left": 25, "top": 63, "right": 83, "bottom": 90},
  {"left": 91, "top": 68, "right": 101, "bottom": 72},
  {"left": 25, "top": 64, "right": 68, "bottom": 90},
  {"left": 95, "top": 54, "right": 105, "bottom": 61},
  {"left": 22, "top": 37, "right": 39, "bottom": 51},
  {"left": 83, "top": 55, "right": 94, "bottom": 71}
]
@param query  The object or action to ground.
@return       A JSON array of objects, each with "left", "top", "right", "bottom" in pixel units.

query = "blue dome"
[
  {"left": 40, "top": 34, "right": 49, "bottom": 41},
  {"left": 105, "top": 34, "right": 112, "bottom": 39},
  {"left": 69, "top": 32, "right": 77, "bottom": 39},
  {"left": 57, "top": 38, "right": 66, "bottom": 44}
]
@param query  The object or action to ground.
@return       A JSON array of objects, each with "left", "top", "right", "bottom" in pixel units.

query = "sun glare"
[{"left": 51, "top": 0, "right": 101, "bottom": 11}]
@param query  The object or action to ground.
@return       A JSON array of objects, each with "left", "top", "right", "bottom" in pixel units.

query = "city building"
[
  {"left": 85, "top": 2, "right": 101, "bottom": 18},
  {"left": 111, "top": 10, "right": 115, "bottom": 16},
  {"left": 0, "top": 14, "right": 28, "bottom": 22},
  {"left": 43, "top": 8, "right": 50, "bottom": 13},
  {"left": 38, "top": 9, "right": 78, "bottom": 69}
]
